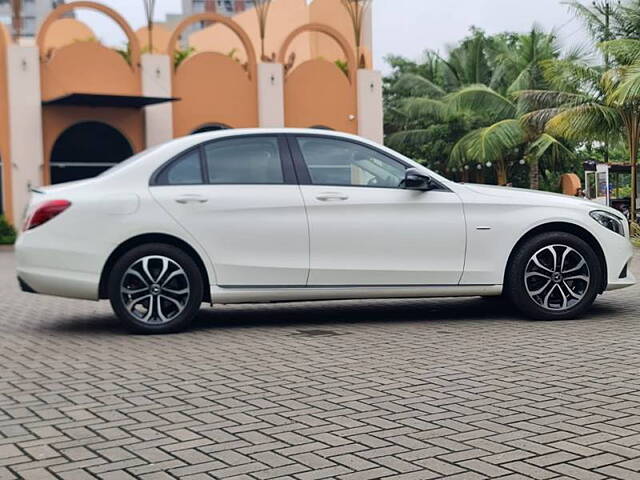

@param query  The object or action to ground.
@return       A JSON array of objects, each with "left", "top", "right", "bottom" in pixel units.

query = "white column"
[
  {"left": 141, "top": 53, "right": 173, "bottom": 146},
  {"left": 7, "top": 45, "right": 44, "bottom": 224},
  {"left": 257, "top": 63, "right": 285, "bottom": 128},
  {"left": 357, "top": 69, "right": 383, "bottom": 144}
]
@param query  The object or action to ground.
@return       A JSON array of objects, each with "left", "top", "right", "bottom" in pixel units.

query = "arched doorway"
[
  {"left": 50, "top": 122, "right": 133, "bottom": 184},
  {"left": 191, "top": 123, "right": 231, "bottom": 134}
]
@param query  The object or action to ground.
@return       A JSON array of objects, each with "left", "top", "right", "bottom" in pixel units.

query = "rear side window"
[
  {"left": 203, "top": 137, "right": 284, "bottom": 184},
  {"left": 156, "top": 149, "right": 203, "bottom": 185}
]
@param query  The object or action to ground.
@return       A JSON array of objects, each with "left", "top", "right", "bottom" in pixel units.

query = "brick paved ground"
[{"left": 1, "top": 246, "right": 640, "bottom": 479}]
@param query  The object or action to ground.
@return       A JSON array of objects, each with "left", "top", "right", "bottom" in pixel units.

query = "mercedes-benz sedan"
[{"left": 16, "top": 129, "right": 635, "bottom": 333}]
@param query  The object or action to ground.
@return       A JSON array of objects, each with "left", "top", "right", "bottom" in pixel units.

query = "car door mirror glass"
[{"left": 404, "top": 168, "right": 433, "bottom": 191}]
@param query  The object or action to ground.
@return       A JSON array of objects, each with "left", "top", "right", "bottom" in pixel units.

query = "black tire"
[
  {"left": 505, "top": 232, "right": 602, "bottom": 321},
  {"left": 108, "top": 243, "right": 204, "bottom": 334}
]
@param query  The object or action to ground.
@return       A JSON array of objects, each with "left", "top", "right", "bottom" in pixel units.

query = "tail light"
[{"left": 23, "top": 200, "right": 71, "bottom": 231}]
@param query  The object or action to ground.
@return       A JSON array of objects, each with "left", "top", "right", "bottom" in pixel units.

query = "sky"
[{"left": 71, "top": 0, "right": 592, "bottom": 73}]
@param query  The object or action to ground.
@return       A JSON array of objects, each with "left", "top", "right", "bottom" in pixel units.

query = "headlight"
[{"left": 590, "top": 210, "right": 625, "bottom": 236}]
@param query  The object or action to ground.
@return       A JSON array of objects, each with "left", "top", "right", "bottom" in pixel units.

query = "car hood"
[{"left": 458, "top": 182, "right": 619, "bottom": 214}]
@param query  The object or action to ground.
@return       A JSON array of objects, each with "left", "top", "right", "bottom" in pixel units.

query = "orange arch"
[
  {"left": 36, "top": 1, "right": 141, "bottom": 70},
  {"left": 168, "top": 13, "right": 257, "bottom": 80},
  {"left": 277, "top": 23, "right": 357, "bottom": 83}
]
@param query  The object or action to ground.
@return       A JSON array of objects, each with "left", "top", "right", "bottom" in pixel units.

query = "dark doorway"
[
  {"left": 50, "top": 122, "right": 134, "bottom": 184},
  {"left": 192, "top": 123, "right": 231, "bottom": 134}
]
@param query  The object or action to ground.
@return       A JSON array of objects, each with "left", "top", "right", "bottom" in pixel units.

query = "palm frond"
[
  {"left": 520, "top": 107, "right": 567, "bottom": 132},
  {"left": 386, "top": 129, "right": 436, "bottom": 150},
  {"left": 545, "top": 103, "right": 620, "bottom": 141},
  {"left": 507, "top": 66, "right": 534, "bottom": 96},
  {"left": 516, "top": 89, "right": 592, "bottom": 113},
  {"left": 527, "top": 133, "right": 575, "bottom": 162},
  {"left": 391, "top": 73, "right": 446, "bottom": 98},
  {"left": 450, "top": 129, "right": 480, "bottom": 167},
  {"left": 610, "top": 64, "right": 640, "bottom": 104},
  {"left": 400, "top": 97, "right": 451, "bottom": 122},
  {"left": 562, "top": 1, "right": 607, "bottom": 42},
  {"left": 599, "top": 39, "right": 640, "bottom": 65},
  {"left": 450, "top": 120, "right": 527, "bottom": 165},
  {"left": 601, "top": 66, "right": 629, "bottom": 98},
  {"left": 540, "top": 59, "right": 601, "bottom": 94},
  {"left": 446, "top": 84, "right": 516, "bottom": 120}
]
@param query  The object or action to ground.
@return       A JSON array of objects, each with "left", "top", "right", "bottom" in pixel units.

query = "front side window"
[
  {"left": 296, "top": 137, "right": 406, "bottom": 188},
  {"left": 156, "top": 149, "right": 203, "bottom": 185},
  {"left": 204, "top": 137, "right": 284, "bottom": 185}
]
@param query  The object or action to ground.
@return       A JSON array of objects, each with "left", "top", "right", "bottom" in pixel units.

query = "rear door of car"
[{"left": 150, "top": 134, "right": 309, "bottom": 287}]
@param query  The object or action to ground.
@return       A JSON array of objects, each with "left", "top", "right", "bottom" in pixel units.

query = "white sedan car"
[{"left": 16, "top": 129, "right": 635, "bottom": 333}]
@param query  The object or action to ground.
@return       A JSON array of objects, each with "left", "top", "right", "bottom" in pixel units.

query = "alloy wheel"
[
  {"left": 120, "top": 255, "right": 190, "bottom": 324},
  {"left": 524, "top": 244, "right": 590, "bottom": 312}
]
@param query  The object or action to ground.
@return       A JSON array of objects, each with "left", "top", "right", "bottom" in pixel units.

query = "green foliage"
[
  {"left": 335, "top": 59, "right": 349, "bottom": 76},
  {"left": 114, "top": 43, "right": 132, "bottom": 65},
  {"left": 0, "top": 216, "right": 16, "bottom": 245},
  {"left": 174, "top": 46, "right": 195, "bottom": 68},
  {"left": 384, "top": 26, "right": 573, "bottom": 188},
  {"left": 383, "top": 2, "right": 640, "bottom": 199}
]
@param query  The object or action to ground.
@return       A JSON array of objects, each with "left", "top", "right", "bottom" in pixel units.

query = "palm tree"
[
  {"left": 384, "top": 30, "right": 503, "bottom": 174},
  {"left": 446, "top": 28, "right": 572, "bottom": 188},
  {"left": 519, "top": 51, "right": 640, "bottom": 219},
  {"left": 386, "top": 27, "right": 571, "bottom": 187},
  {"left": 448, "top": 85, "right": 574, "bottom": 187},
  {"left": 490, "top": 26, "right": 564, "bottom": 94}
]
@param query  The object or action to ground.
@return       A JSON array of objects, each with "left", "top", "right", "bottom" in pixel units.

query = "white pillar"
[
  {"left": 7, "top": 45, "right": 44, "bottom": 224},
  {"left": 141, "top": 53, "right": 173, "bottom": 146},
  {"left": 257, "top": 63, "right": 285, "bottom": 128},
  {"left": 357, "top": 69, "right": 384, "bottom": 144}
]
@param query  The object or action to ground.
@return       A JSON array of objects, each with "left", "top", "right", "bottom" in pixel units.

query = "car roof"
[{"left": 186, "top": 128, "right": 372, "bottom": 144}]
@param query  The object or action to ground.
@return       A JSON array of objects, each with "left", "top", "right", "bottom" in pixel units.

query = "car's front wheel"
[
  {"left": 506, "top": 232, "right": 602, "bottom": 320},
  {"left": 108, "top": 244, "right": 204, "bottom": 333}
]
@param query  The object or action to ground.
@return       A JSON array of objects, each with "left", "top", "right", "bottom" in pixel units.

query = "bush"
[{"left": 0, "top": 215, "right": 16, "bottom": 245}]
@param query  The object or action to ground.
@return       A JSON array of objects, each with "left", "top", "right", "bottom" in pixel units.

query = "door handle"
[
  {"left": 316, "top": 192, "right": 349, "bottom": 202},
  {"left": 175, "top": 194, "right": 208, "bottom": 204}
]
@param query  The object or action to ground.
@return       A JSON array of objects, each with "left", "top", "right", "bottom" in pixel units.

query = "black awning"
[{"left": 43, "top": 93, "right": 179, "bottom": 109}]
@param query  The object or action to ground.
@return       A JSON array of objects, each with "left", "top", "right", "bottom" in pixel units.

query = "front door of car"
[
  {"left": 289, "top": 135, "right": 466, "bottom": 286},
  {"left": 150, "top": 135, "right": 309, "bottom": 286}
]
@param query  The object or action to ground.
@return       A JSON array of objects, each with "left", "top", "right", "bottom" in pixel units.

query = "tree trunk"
[
  {"left": 625, "top": 115, "right": 639, "bottom": 224},
  {"left": 496, "top": 160, "right": 507, "bottom": 186},
  {"left": 528, "top": 155, "right": 540, "bottom": 190},
  {"left": 631, "top": 136, "right": 638, "bottom": 224}
]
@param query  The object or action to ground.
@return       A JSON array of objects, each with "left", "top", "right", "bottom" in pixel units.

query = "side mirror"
[{"left": 404, "top": 168, "right": 433, "bottom": 191}]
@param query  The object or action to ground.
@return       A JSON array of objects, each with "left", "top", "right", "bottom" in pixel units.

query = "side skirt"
[{"left": 210, "top": 284, "right": 503, "bottom": 304}]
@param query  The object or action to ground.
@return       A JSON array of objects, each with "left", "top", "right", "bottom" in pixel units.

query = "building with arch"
[{"left": 0, "top": 0, "right": 383, "bottom": 227}]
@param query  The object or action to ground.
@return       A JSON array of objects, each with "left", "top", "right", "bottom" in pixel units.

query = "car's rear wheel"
[
  {"left": 108, "top": 244, "right": 203, "bottom": 333},
  {"left": 506, "top": 232, "right": 602, "bottom": 320}
]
